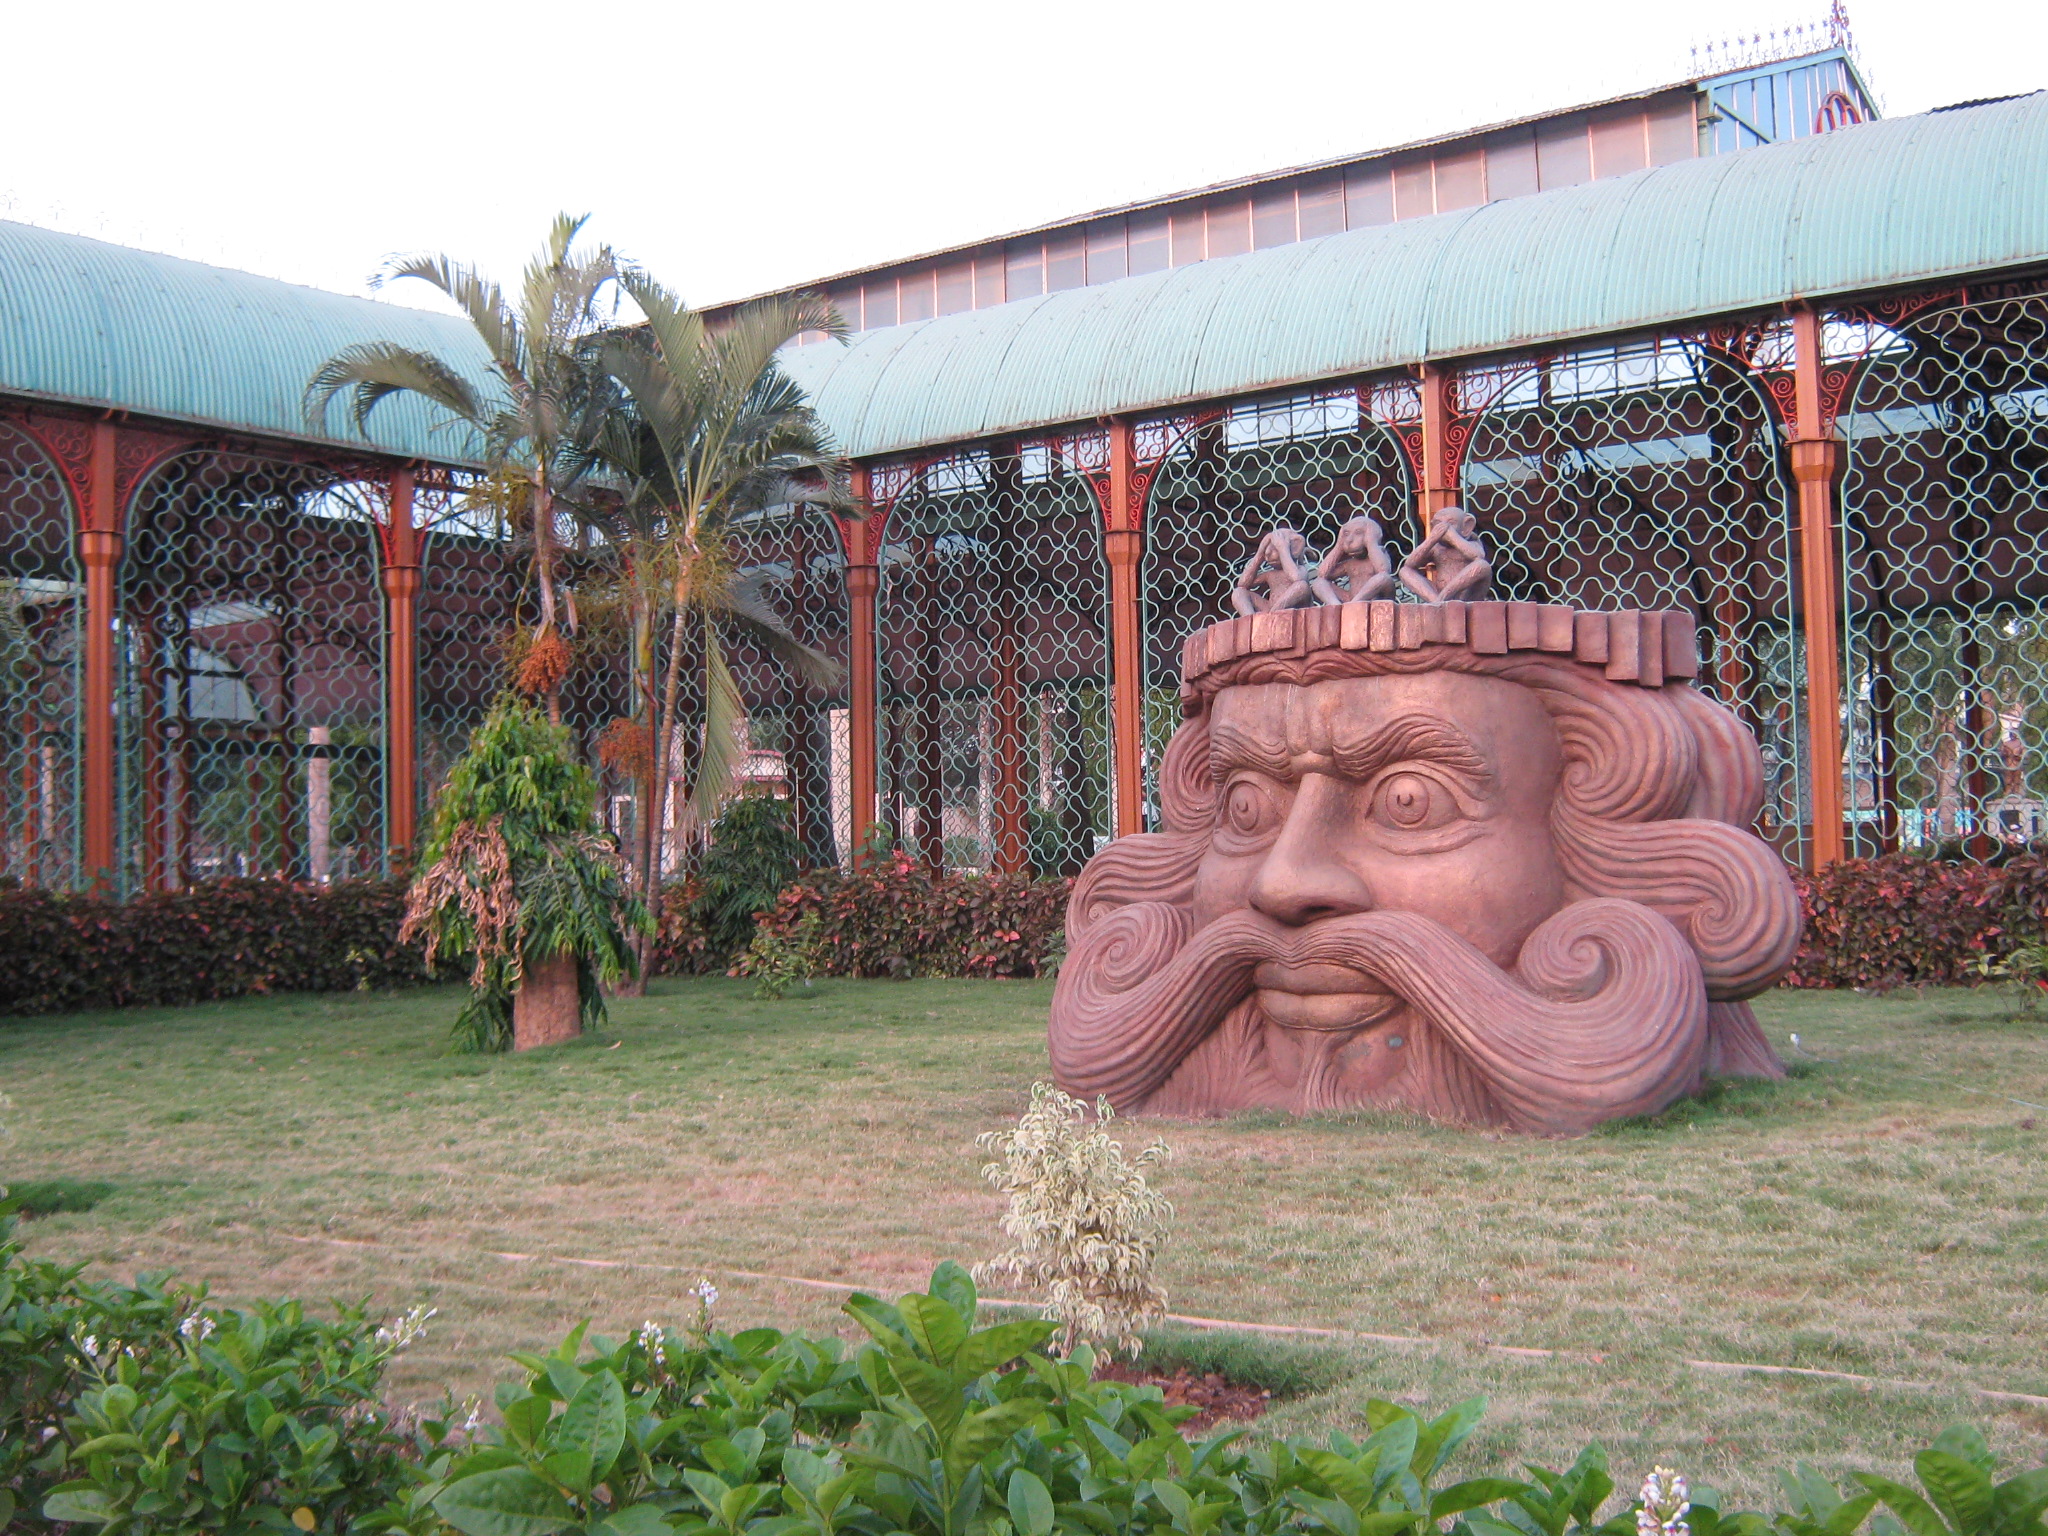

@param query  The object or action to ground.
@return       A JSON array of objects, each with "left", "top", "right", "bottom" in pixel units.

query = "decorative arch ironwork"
[
  {"left": 1137, "top": 383, "right": 1418, "bottom": 824},
  {"left": 1457, "top": 337, "right": 1806, "bottom": 854},
  {"left": 0, "top": 422, "right": 83, "bottom": 889},
  {"left": 874, "top": 440, "right": 1112, "bottom": 875},
  {"left": 119, "top": 451, "right": 388, "bottom": 891},
  {"left": 722, "top": 500, "right": 853, "bottom": 868},
  {"left": 1839, "top": 291, "right": 2048, "bottom": 855},
  {"left": 416, "top": 484, "right": 523, "bottom": 819}
]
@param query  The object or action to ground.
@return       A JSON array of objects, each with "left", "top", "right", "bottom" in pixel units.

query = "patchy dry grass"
[{"left": 3, "top": 976, "right": 2045, "bottom": 1498}]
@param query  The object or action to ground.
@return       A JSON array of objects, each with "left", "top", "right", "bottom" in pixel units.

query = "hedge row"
[
  {"left": 10, "top": 850, "right": 2048, "bottom": 1015},
  {"left": 1784, "top": 852, "right": 2048, "bottom": 989},
  {"left": 0, "top": 880, "right": 429, "bottom": 1016},
  {"left": 732, "top": 848, "right": 1072, "bottom": 979}
]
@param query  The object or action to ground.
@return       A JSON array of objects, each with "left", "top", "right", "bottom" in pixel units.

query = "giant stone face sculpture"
[{"left": 1049, "top": 541, "right": 1803, "bottom": 1136}]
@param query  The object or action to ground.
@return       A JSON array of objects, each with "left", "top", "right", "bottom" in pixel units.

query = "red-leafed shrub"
[
  {"left": 0, "top": 880, "right": 430, "bottom": 1016},
  {"left": 1784, "top": 851, "right": 2048, "bottom": 989},
  {"left": 732, "top": 849, "right": 1070, "bottom": 980},
  {"left": 647, "top": 877, "right": 729, "bottom": 976}
]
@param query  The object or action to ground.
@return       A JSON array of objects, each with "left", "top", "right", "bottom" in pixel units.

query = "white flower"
[
  {"left": 179, "top": 1313, "right": 216, "bottom": 1344},
  {"left": 78, "top": 1334, "right": 99, "bottom": 1357},
  {"left": 691, "top": 1279, "right": 719, "bottom": 1308},
  {"left": 1638, "top": 1467, "right": 1691, "bottom": 1536},
  {"left": 636, "top": 1320, "right": 667, "bottom": 1368},
  {"left": 375, "top": 1305, "right": 437, "bottom": 1352}
]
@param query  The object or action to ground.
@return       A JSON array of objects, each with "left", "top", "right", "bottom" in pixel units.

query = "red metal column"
[
  {"left": 1104, "top": 418, "right": 1145, "bottom": 838},
  {"left": 844, "top": 464, "right": 880, "bottom": 856},
  {"left": 1417, "top": 362, "right": 1459, "bottom": 521},
  {"left": 79, "top": 423, "right": 121, "bottom": 891},
  {"left": 381, "top": 469, "right": 421, "bottom": 864},
  {"left": 1789, "top": 307, "right": 1847, "bottom": 870}
]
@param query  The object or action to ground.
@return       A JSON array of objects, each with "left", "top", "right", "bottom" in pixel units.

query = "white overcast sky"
[{"left": 3, "top": 0, "right": 2040, "bottom": 317}]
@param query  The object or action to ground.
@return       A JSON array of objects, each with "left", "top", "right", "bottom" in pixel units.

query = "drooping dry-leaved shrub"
[
  {"left": 976, "top": 1081, "right": 1172, "bottom": 1358},
  {"left": 403, "top": 696, "right": 645, "bottom": 1051}
]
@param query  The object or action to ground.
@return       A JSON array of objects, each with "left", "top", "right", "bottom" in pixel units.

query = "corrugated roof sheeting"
[
  {"left": 779, "top": 93, "right": 2048, "bottom": 459},
  {"left": 0, "top": 221, "right": 492, "bottom": 464}
]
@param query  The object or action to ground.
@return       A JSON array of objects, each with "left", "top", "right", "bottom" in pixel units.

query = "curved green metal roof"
[
  {"left": 781, "top": 92, "right": 2048, "bottom": 460},
  {"left": 0, "top": 220, "right": 491, "bottom": 465}
]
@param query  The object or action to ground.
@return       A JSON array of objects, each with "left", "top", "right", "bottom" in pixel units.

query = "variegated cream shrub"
[{"left": 975, "top": 1081, "right": 1172, "bottom": 1358}]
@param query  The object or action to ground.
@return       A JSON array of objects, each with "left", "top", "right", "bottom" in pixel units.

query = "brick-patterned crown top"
[{"left": 1180, "top": 601, "right": 1701, "bottom": 695}]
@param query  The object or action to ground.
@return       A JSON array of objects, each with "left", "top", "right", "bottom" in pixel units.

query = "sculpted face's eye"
[
  {"left": 1218, "top": 776, "right": 1285, "bottom": 847},
  {"left": 1371, "top": 771, "right": 1460, "bottom": 831}
]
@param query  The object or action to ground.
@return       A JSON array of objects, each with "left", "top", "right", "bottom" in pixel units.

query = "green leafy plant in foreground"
[
  {"left": 4, "top": 1214, "right": 2043, "bottom": 1536},
  {"left": 0, "top": 1203, "right": 418, "bottom": 1533}
]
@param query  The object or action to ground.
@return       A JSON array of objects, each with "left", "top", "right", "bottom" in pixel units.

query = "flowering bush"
[
  {"left": 0, "top": 880, "right": 429, "bottom": 1017},
  {"left": 1785, "top": 852, "right": 2048, "bottom": 989},
  {"left": 731, "top": 849, "right": 1069, "bottom": 981}
]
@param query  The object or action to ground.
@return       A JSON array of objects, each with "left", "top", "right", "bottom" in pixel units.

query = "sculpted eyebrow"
[
  {"left": 1207, "top": 715, "right": 1295, "bottom": 777},
  {"left": 1208, "top": 711, "right": 1491, "bottom": 784},
  {"left": 1333, "top": 715, "right": 1492, "bottom": 783}
]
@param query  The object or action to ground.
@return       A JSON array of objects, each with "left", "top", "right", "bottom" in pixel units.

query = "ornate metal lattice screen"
[
  {"left": 1840, "top": 293, "right": 2048, "bottom": 856},
  {"left": 875, "top": 444, "right": 1111, "bottom": 875},
  {"left": 119, "top": 455, "right": 387, "bottom": 891},
  {"left": 0, "top": 424, "right": 82, "bottom": 889},
  {"left": 1458, "top": 340, "right": 1805, "bottom": 857},
  {"left": 725, "top": 504, "right": 852, "bottom": 868},
  {"left": 418, "top": 492, "right": 520, "bottom": 816},
  {"left": 1138, "top": 387, "right": 1417, "bottom": 823}
]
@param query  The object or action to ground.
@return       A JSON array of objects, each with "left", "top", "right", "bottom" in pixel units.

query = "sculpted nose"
[{"left": 1248, "top": 774, "right": 1374, "bottom": 927}]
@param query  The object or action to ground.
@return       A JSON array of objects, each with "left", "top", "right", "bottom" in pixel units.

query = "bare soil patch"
[{"left": 1096, "top": 1362, "right": 1274, "bottom": 1431}]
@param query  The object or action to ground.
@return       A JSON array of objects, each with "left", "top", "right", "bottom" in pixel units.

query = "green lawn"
[{"left": 3, "top": 977, "right": 2045, "bottom": 1499}]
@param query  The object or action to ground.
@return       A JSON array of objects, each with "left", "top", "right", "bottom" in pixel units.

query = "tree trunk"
[{"left": 513, "top": 955, "right": 582, "bottom": 1050}]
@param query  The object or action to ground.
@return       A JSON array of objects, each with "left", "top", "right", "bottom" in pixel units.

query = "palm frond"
[
  {"left": 712, "top": 571, "right": 844, "bottom": 687},
  {"left": 303, "top": 342, "right": 487, "bottom": 437},
  {"left": 690, "top": 630, "right": 750, "bottom": 821},
  {"left": 381, "top": 254, "right": 517, "bottom": 364}
]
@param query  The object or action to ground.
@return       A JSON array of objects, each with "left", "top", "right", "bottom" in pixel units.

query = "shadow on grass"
[
  {"left": 1592, "top": 1062, "right": 1844, "bottom": 1137},
  {"left": 3, "top": 1177, "right": 115, "bottom": 1217}
]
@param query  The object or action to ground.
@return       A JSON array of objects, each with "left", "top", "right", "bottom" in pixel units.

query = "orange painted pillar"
[
  {"left": 381, "top": 469, "right": 421, "bottom": 866},
  {"left": 1417, "top": 361, "right": 1459, "bottom": 523},
  {"left": 79, "top": 423, "right": 122, "bottom": 892},
  {"left": 1790, "top": 308, "right": 1847, "bottom": 870},
  {"left": 844, "top": 464, "right": 880, "bottom": 858},
  {"left": 1104, "top": 419, "right": 1146, "bottom": 838}
]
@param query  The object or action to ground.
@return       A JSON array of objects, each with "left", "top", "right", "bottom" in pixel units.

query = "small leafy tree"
[
  {"left": 401, "top": 696, "right": 646, "bottom": 1052},
  {"left": 976, "top": 1082, "right": 1172, "bottom": 1358},
  {"left": 691, "top": 793, "right": 805, "bottom": 963}
]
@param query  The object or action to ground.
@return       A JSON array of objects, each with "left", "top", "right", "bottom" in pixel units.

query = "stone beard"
[{"left": 1047, "top": 645, "right": 1803, "bottom": 1135}]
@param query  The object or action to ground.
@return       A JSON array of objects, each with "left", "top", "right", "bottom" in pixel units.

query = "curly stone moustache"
[{"left": 1048, "top": 595, "right": 1802, "bottom": 1136}]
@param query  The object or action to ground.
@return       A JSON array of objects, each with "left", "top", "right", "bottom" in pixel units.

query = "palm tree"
[
  {"left": 581, "top": 273, "right": 849, "bottom": 970},
  {"left": 303, "top": 214, "right": 620, "bottom": 720}
]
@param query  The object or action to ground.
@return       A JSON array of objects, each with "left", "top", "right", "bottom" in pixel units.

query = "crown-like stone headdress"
[{"left": 1180, "top": 600, "right": 1700, "bottom": 709}]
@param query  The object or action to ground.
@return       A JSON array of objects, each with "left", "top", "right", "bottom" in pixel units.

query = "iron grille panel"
[
  {"left": 1840, "top": 294, "right": 2048, "bottom": 855},
  {"left": 120, "top": 455, "right": 387, "bottom": 891},
  {"left": 877, "top": 445, "right": 1111, "bottom": 874},
  {"left": 0, "top": 424, "right": 82, "bottom": 889}
]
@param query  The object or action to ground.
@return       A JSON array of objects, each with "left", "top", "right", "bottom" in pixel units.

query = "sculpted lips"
[{"left": 1253, "top": 961, "right": 1402, "bottom": 1031}]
